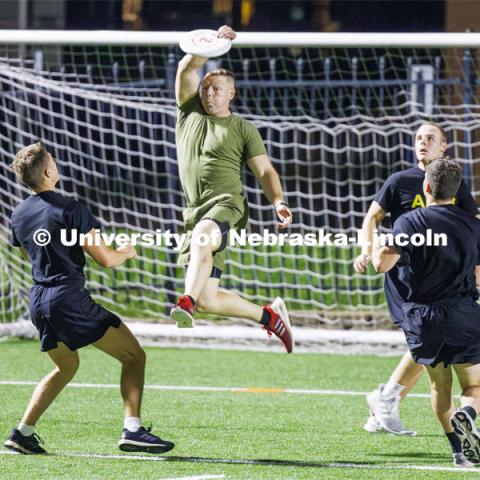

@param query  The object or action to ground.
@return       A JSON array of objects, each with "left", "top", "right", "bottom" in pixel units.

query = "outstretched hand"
[
  {"left": 354, "top": 253, "right": 371, "bottom": 273},
  {"left": 217, "top": 25, "right": 237, "bottom": 41},
  {"left": 276, "top": 203, "right": 293, "bottom": 229},
  {"left": 117, "top": 243, "right": 137, "bottom": 260}
]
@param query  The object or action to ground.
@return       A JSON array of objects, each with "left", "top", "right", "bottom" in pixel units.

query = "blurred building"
[{"left": 0, "top": 0, "right": 478, "bottom": 32}]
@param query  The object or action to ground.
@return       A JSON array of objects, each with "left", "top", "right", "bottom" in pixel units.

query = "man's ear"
[
  {"left": 229, "top": 88, "right": 236, "bottom": 100},
  {"left": 424, "top": 180, "right": 431, "bottom": 194}
]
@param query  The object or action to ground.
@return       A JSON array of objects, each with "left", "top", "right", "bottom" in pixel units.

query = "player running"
[
  {"left": 372, "top": 157, "right": 480, "bottom": 467},
  {"left": 4, "top": 143, "right": 174, "bottom": 455},
  {"left": 354, "top": 123, "right": 478, "bottom": 435},
  {"left": 171, "top": 25, "right": 294, "bottom": 353}
]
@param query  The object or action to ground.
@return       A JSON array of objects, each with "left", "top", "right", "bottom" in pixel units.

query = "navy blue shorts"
[
  {"left": 29, "top": 283, "right": 121, "bottom": 352},
  {"left": 401, "top": 296, "right": 480, "bottom": 367},
  {"left": 385, "top": 269, "right": 408, "bottom": 326}
]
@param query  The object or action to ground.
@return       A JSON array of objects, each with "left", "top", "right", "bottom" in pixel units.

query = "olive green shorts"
[{"left": 177, "top": 194, "right": 248, "bottom": 275}]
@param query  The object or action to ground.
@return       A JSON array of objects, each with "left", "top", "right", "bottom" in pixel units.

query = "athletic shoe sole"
[
  {"left": 171, "top": 306, "right": 194, "bottom": 328},
  {"left": 451, "top": 410, "right": 480, "bottom": 464},
  {"left": 4, "top": 440, "right": 47, "bottom": 455},
  {"left": 118, "top": 440, "right": 175, "bottom": 454},
  {"left": 270, "top": 297, "right": 294, "bottom": 353},
  {"left": 453, "top": 452, "right": 476, "bottom": 468}
]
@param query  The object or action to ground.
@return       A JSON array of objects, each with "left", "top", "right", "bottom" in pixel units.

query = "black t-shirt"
[
  {"left": 11, "top": 190, "right": 101, "bottom": 286},
  {"left": 392, "top": 204, "right": 480, "bottom": 303},
  {"left": 374, "top": 166, "right": 478, "bottom": 225},
  {"left": 373, "top": 166, "right": 478, "bottom": 304}
]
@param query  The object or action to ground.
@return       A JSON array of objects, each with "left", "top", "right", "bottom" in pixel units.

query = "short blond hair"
[
  {"left": 11, "top": 142, "right": 50, "bottom": 189},
  {"left": 204, "top": 68, "right": 236, "bottom": 88},
  {"left": 416, "top": 122, "right": 447, "bottom": 143}
]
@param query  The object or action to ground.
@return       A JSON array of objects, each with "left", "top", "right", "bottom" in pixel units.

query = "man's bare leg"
[
  {"left": 95, "top": 322, "right": 174, "bottom": 453},
  {"left": 425, "top": 363, "right": 455, "bottom": 432},
  {"left": 196, "top": 278, "right": 263, "bottom": 321},
  {"left": 387, "top": 351, "right": 424, "bottom": 400},
  {"left": 21, "top": 343, "right": 79, "bottom": 428},
  {"left": 173, "top": 221, "right": 293, "bottom": 352},
  {"left": 4, "top": 343, "right": 79, "bottom": 454},
  {"left": 93, "top": 322, "right": 145, "bottom": 419},
  {"left": 424, "top": 362, "right": 473, "bottom": 466},
  {"left": 196, "top": 277, "right": 293, "bottom": 352},
  {"left": 430, "top": 362, "right": 480, "bottom": 466},
  {"left": 454, "top": 363, "right": 480, "bottom": 413},
  {"left": 184, "top": 220, "right": 222, "bottom": 301}
]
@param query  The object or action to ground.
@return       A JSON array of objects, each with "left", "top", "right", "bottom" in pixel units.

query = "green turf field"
[{"left": 0, "top": 340, "right": 478, "bottom": 479}]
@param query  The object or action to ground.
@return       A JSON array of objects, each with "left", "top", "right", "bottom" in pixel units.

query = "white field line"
[
  {"left": 0, "top": 450, "right": 478, "bottom": 473},
  {"left": 160, "top": 476, "right": 225, "bottom": 480},
  {"left": 0, "top": 380, "right": 436, "bottom": 398}
]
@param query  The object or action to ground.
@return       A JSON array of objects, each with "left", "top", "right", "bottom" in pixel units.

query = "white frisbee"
[{"left": 179, "top": 29, "right": 232, "bottom": 58}]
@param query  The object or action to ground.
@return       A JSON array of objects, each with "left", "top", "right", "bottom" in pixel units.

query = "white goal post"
[{"left": 1, "top": 30, "right": 480, "bottom": 47}]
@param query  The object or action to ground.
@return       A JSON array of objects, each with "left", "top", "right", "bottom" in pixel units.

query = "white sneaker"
[
  {"left": 453, "top": 452, "right": 476, "bottom": 468},
  {"left": 451, "top": 410, "right": 480, "bottom": 464},
  {"left": 363, "top": 413, "right": 383, "bottom": 433},
  {"left": 366, "top": 385, "right": 416, "bottom": 436}
]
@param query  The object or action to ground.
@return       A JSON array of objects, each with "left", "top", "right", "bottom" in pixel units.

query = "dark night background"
[{"left": 64, "top": 0, "right": 446, "bottom": 32}]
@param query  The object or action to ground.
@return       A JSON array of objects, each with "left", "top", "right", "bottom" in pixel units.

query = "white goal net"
[{"left": 1, "top": 32, "right": 479, "bottom": 337}]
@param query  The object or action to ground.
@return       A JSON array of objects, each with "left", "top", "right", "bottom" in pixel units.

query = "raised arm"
[
  {"left": 82, "top": 228, "right": 137, "bottom": 268},
  {"left": 175, "top": 54, "right": 209, "bottom": 106},
  {"left": 247, "top": 154, "right": 292, "bottom": 229},
  {"left": 175, "top": 25, "right": 237, "bottom": 106}
]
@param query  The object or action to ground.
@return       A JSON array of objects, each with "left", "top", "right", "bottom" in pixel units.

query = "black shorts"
[
  {"left": 29, "top": 283, "right": 121, "bottom": 352},
  {"left": 385, "top": 270, "right": 408, "bottom": 326},
  {"left": 401, "top": 297, "right": 480, "bottom": 367}
]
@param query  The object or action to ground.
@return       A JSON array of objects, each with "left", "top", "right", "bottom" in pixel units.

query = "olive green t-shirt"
[{"left": 176, "top": 95, "right": 267, "bottom": 209}]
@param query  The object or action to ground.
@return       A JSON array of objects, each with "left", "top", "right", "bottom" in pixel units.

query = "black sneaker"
[
  {"left": 118, "top": 426, "right": 174, "bottom": 454},
  {"left": 4, "top": 429, "right": 47, "bottom": 454}
]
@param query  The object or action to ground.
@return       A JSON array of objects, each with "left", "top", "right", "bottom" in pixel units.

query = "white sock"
[
  {"left": 382, "top": 380, "right": 405, "bottom": 399},
  {"left": 124, "top": 417, "right": 141, "bottom": 432},
  {"left": 17, "top": 423, "right": 34, "bottom": 437}
]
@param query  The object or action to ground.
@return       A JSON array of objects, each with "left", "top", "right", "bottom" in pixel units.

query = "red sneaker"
[
  {"left": 171, "top": 295, "right": 195, "bottom": 328},
  {"left": 263, "top": 297, "right": 293, "bottom": 353}
]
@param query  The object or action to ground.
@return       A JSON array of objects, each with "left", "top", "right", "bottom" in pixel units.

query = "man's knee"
[
  {"left": 196, "top": 296, "right": 210, "bottom": 313},
  {"left": 191, "top": 221, "right": 222, "bottom": 254},
  {"left": 196, "top": 288, "right": 219, "bottom": 313},
  {"left": 462, "top": 384, "right": 480, "bottom": 397},
  {"left": 56, "top": 354, "right": 80, "bottom": 379},
  {"left": 119, "top": 346, "right": 146, "bottom": 368},
  {"left": 430, "top": 383, "right": 453, "bottom": 404}
]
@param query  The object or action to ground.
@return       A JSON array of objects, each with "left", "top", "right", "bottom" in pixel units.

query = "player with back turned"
[
  {"left": 170, "top": 25, "right": 294, "bottom": 353},
  {"left": 372, "top": 157, "right": 480, "bottom": 467},
  {"left": 354, "top": 122, "right": 478, "bottom": 435}
]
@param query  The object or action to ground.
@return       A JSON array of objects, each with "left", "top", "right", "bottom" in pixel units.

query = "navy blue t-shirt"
[
  {"left": 373, "top": 166, "right": 478, "bottom": 311},
  {"left": 11, "top": 190, "right": 101, "bottom": 286},
  {"left": 374, "top": 166, "right": 478, "bottom": 225},
  {"left": 392, "top": 204, "right": 480, "bottom": 303}
]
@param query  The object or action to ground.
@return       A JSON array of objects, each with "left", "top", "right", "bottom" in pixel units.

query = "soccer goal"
[{"left": 0, "top": 31, "right": 479, "bottom": 349}]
